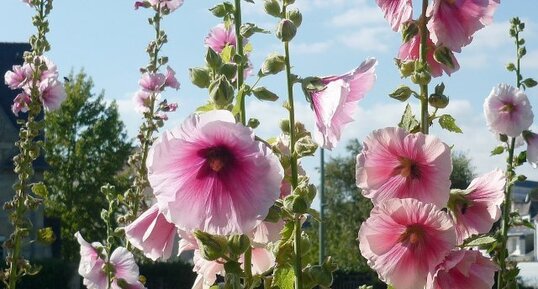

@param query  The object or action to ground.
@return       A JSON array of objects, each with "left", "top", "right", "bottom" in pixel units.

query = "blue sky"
[{"left": 2, "top": 0, "right": 538, "bottom": 184}]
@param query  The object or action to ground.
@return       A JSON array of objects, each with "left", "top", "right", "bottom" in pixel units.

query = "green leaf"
[
  {"left": 196, "top": 102, "right": 216, "bottom": 112},
  {"left": 307, "top": 208, "right": 320, "bottom": 222},
  {"left": 438, "top": 114, "right": 463, "bottom": 133},
  {"left": 398, "top": 104, "right": 420, "bottom": 133},
  {"left": 462, "top": 235, "right": 496, "bottom": 247},
  {"left": 221, "top": 45, "right": 234, "bottom": 63},
  {"left": 490, "top": 146, "right": 505, "bottom": 156},
  {"left": 272, "top": 265, "right": 295, "bottom": 289},
  {"left": 37, "top": 227, "right": 56, "bottom": 245},
  {"left": 522, "top": 78, "right": 537, "bottom": 88},
  {"left": 31, "top": 182, "right": 48, "bottom": 198}
]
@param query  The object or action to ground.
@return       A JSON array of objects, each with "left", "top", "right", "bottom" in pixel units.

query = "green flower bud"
[
  {"left": 398, "top": 60, "right": 415, "bottom": 78},
  {"left": 252, "top": 87, "right": 279, "bottom": 101},
  {"left": 506, "top": 63, "right": 516, "bottom": 71},
  {"left": 261, "top": 54, "right": 286, "bottom": 75},
  {"left": 247, "top": 118, "right": 260, "bottom": 129},
  {"left": 227, "top": 235, "right": 251, "bottom": 256},
  {"left": 499, "top": 134, "right": 508, "bottom": 142},
  {"left": 433, "top": 46, "right": 457, "bottom": 70},
  {"left": 295, "top": 136, "right": 318, "bottom": 157},
  {"left": 205, "top": 47, "right": 222, "bottom": 70},
  {"left": 280, "top": 119, "right": 291, "bottom": 134},
  {"left": 287, "top": 9, "right": 302, "bottom": 28},
  {"left": 264, "top": 0, "right": 281, "bottom": 18},
  {"left": 220, "top": 63, "right": 238, "bottom": 80},
  {"left": 277, "top": 19, "right": 297, "bottom": 42},
  {"left": 389, "top": 86, "right": 413, "bottom": 102},
  {"left": 429, "top": 94, "right": 449, "bottom": 109},
  {"left": 209, "top": 76, "right": 234, "bottom": 107},
  {"left": 240, "top": 23, "right": 267, "bottom": 38},
  {"left": 411, "top": 70, "right": 431, "bottom": 86},
  {"left": 401, "top": 21, "right": 418, "bottom": 43},
  {"left": 194, "top": 230, "right": 228, "bottom": 261}
]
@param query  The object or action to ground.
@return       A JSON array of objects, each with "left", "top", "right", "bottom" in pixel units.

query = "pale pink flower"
[
  {"left": 523, "top": 131, "right": 538, "bottom": 168},
  {"left": 36, "top": 56, "right": 59, "bottom": 81},
  {"left": 125, "top": 204, "right": 177, "bottom": 261},
  {"left": 133, "top": 90, "right": 151, "bottom": 113},
  {"left": 376, "top": 0, "right": 413, "bottom": 31},
  {"left": 250, "top": 247, "right": 275, "bottom": 274},
  {"left": 275, "top": 134, "right": 305, "bottom": 197},
  {"left": 148, "top": 0, "right": 184, "bottom": 12},
  {"left": 192, "top": 250, "right": 225, "bottom": 289},
  {"left": 139, "top": 72, "right": 166, "bottom": 92},
  {"left": 156, "top": 112, "right": 168, "bottom": 120},
  {"left": 398, "top": 35, "right": 460, "bottom": 77},
  {"left": 483, "top": 84, "right": 534, "bottom": 137},
  {"left": 428, "top": 0, "right": 499, "bottom": 52},
  {"left": 11, "top": 92, "right": 31, "bottom": 116},
  {"left": 448, "top": 169, "right": 505, "bottom": 244},
  {"left": 358, "top": 198, "right": 456, "bottom": 289},
  {"left": 167, "top": 102, "right": 178, "bottom": 112},
  {"left": 147, "top": 110, "right": 283, "bottom": 235},
  {"left": 75, "top": 232, "right": 107, "bottom": 289},
  {"left": 109, "top": 247, "right": 145, "bottom": 289},
  {"left": 356, "top": 127, "right": 452, "bottom": 207},
  {"left": 309, "top": 58, "right": 377, "bottom": 150},
  {"left": 165, "top": 66, "right": 180, "bottom": 90},
  {"left": 177, "top": 229, "right": 198, "bottom": 255},
  {"left": 426, "top": 250, "right": 498, "bottom": 289},
  {"left": 252, "top": 220, "right": 284, "bottom": 246},
  {"left": 205, "top": 24, "right": 237, "bottom": 54},
  {"left": 4, "top": 65, "right": 30, "bottom": 90},
  {"left": 39, "top": 79, "right": 66, "bottom": 112}
]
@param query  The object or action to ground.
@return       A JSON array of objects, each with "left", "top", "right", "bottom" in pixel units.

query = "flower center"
[
  {"left": 398, "top": 224, "right": 425, "bottom": 245},
  {"left": 200, "top": 146, "right": 234, "bottom": 173},
  {"left": 396, "top": 157, "right": 420, "bottom": 179},
  {"left": 500, "top": 103, "right": 515, "bottom": 113}
]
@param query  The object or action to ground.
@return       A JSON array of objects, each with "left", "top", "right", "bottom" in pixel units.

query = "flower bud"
[
  {"left": 397, "top": 60, "right": 415, "bottom": 78},
  {"left": 247, "top": 118, "right": 260, "bottom": 129},
  {"left": 429, "top": 83, "right": 449, "bottom": 108},
  {"left": 411, "top": 70, "right": 431, "bottom": 86},
  {"left": 277, "top": 19, "right": 297, "bottom": 42},
  {"left": 240, "top": 23, "right": 266, "bottom": 38},
  {"left": 506, "top": 62, "right": 516, "bottom": 72},
  {"left": 194, "top": 230, "right": 228, "bottom": 261},
  {"left": 209, "top": 76, "right": 234, "bottom": 107},
  {"left": 227, "top": 235, "right": 251, "bottom": 256},
  {"left": 252, "top": 87, "right": 279, "bottom": 101},
  {"left": 264, "top": 0, "right": 281, "bottom": 18},
  {"left": 189, "top": 67, "right": 211, "bottom": 88},
  {"left": 261, "top": 54, "right": 286, "bottom": 75},
  {"left": 389, "top": 85, "right": 413, "bottom": 102},
  {"left": 220, "top": 63, "right": 238, "bottom": 80},
  {"left": 210, "top": 2, "right": 233, "bottom": 18},
  {"left": 284, "top": 194, "right": 308, "bottom": 214},
  {"left": 205, "top": 47, "right": 223, "bottom": 70},
  {"left": 434, "top": 46, "right": 457, "bottom": 70},
  {"left": 280, "top": 119, "right": 291, "bottom": 134},
  {"left": 401, "top": 21, "right": 418, "bottom": 43},
  {"left": 287, "top": 9, "right": 302, "bottom": 28},
  {"left": 295, "top": 136, "right": 318, "bottom": 157}
]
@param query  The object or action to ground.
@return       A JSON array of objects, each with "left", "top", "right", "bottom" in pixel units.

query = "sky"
[{"left": 1, "top": 0, "right": 538, "bottom": 191}]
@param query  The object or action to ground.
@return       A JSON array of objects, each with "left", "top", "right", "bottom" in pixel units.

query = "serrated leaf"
[
  {"left": 398, "top": 104, "right": 420, "bottom": 133},
  {"left": 462, "top": 235, "right": 496, "bottom": 247},
  {"left": 491, "top": 146, "right": 505, "bottom": 156},
  {"left": 439, "top": 114, "right": 462, "bottom": 133},
  {"left": 272, "top": 265, "right": 295, "bottom": 289}
]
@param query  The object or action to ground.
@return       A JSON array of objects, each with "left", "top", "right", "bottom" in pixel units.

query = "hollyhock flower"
[
  {"left": 156, "top": 112, "right": 168, "bottom": 120},
  {"left": 275, "top": 134, "right": 306, "bottom": 197},
  {"left": 428, "top": 0, "right": 499, "bottom": 52},
  {"left": 108, "top": 248, "right": 146, "bottom": 289},
  {"left": 75, "top": 232, "right": 107, "bottom": 289},
  {"left": 11, "top": 92, "right": 31, "bottom": 116},
  {"left": 178, "top": 229, "right": 198, "bottom": 255},
  {"left": 356, "top": 127, "right": 452, "bottom": 207},
  {"left": 398, "top": 35, "right": 460, "bottom": 77},
  {"left": 37, "top": 56, "right": 59, "bottom": 81},
  {"left": 309, "top": 58, "right": 377, "bottom": 150},
  {"left": 192, "top": 250, "right": 225, "bottom": 289},
  {"left": 447, "top": 169, "right": 505, "bottom": 244},
  {"left": 4, "top": 65, "right": 30, "bottom": 90},
  {"left": 165, "top": 66, "right": 180, "bottom": 90},
  {"left": 483, "top": 84, "right": 534, "bottom": 137},
  {"left": 249, "top": 247, "right": 275, "bottom": 274},
  {"left": 147, "top": 110, "right": 283, "bottom": 235},
  {"left": 358, "top": 198, "right": 456, "bottom": 289},
  {"left": 523, "top": 131, "right": 538, "bottom": 168},
  {"left": 148, "top": 0, "right": 184, "bottom": 12},
  {"left": 252, "top": 220, "right": 284, "bottom": 245},
  {"left": 133, "top": 90, "right": 151, "bottom": 113},
  {"left": 426, "top": 250, "right": 498, "bottom": 289},
  {"left": 139, "top": 72, "right": 166, "bottom": 93},
  {"left": 205, "top": 24, "right": 237, "bottom": 54},
  {"left": 125, "top": 204, "right": 177, "bottom": 261},
  {"left": 376, "top": 0, "right": 413, "bottom": 31},
  {"left": 39, "top": 79, "right": 66, "bottom": 112},
  {"left": 134, "top": 1, "right": 146, "bottom": 9}
]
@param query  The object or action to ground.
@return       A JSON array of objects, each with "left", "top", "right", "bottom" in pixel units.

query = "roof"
[{"left": 512, "top": 180, "right": 538, "bottom": 203}]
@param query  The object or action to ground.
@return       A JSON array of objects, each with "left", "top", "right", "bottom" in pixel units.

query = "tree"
[
  {"left": 44, "top": 71, "right": 132, "bottom": 260},
  {"left": 450, "top": 151, "right": 475, "bottom": 189}
]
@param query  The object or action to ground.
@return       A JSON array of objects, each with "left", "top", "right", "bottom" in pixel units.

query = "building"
[
  {"left": 0, "top": 42, "right": 51, "bottom": 260},
  {"left": 508, "top": 180, "right": 538, "bottom": 262}
]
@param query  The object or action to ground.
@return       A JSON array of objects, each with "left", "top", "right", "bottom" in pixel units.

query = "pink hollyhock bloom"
[
  {"left": 249, "top": 247, "right": 275, "bottom": 275},
  {"left": 4, "top": 65, "right": 30, "bottom": 90},
  {"left": 148, "top": 0, "right": 184, "bottom": 12},
  {"left": 139, "top": 72, "right": 166, "bottom": 92},
  {"left": 192, "top": 250, "right": 225, "bottom": 289},
  {"left": 37, "top": 56, "right": 59, "bottom": 81},
  {"left": 252, "top": 220, "right": 284, "bottom": 245},
  {"left": 11, "top": 92, "right": 31, "bottom": 116},
  {"left": 75, "top": 232, "right": 107, "bottom": 289},
  {"left": 147, "top": 110, "right": 283, "bottom": 235},
  {"left": 376, "top": 0, "right": 413, "bottom": 31},
  {"left": 428, "top": 0, "right": 499, "bottom": 52},
  {"left": 358, "top": 198, "right": 456, "bottom": 289},
  {"left": 165, "top": 66, "right": 180, "bottom": 90},
  {"left": 167, "top": 102, "right": 178, "bottom": 112},
  {"left": 205, "top": 24, "right": 237, "bottom": 54},
  {"left": 426, "top": 250, "right": 498, "bottom": 289},
  {"left": 108, "top": 247, "right": 145, "bottom": 289},
  {"left": 483, "top": 84, "right": 534, "bottom": 137},
  {"left": 133, "top": 90, "right": 151, "bottom": 113},
  {"left": 398, "top": 35, "right": 460, "bottom": 77},
  {"left": 125, "top": 204, "right": 177, "bottom": 261},
  {"left": 275, "top": 134, "right": 306, "bottom": 197},
  {"left": 178, "top": 229, "right": 198, "bottom": 255},
  {"left": 448, "top": 169, "right": 505, "bottom": 244},
  {"left": 356, "top": 127, "right": 452, "bottom": 207},
  {"left": 39, "top": 79, "right": 66, "bottom": 112},
  {"left": 523, "top": 131, "right": 538, "bottom": 168},
  {"left": 309, "top": 58, "right": 377, "bottom": 150}
]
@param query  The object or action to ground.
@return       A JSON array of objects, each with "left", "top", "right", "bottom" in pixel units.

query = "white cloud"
[
  {"left": 292, "top": 41, "right": 332, "bottom": 54},
  {"left": 329, "top": 6, "right": 384, "bottom": 27},
  {"left": 522, "top": 49, "right": 538, "bottom": 70},
  {"left": 339, "top": 26, "right": 394, "bottom": 52}
]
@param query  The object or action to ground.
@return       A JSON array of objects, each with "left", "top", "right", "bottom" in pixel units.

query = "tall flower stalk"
[{"left": 2, "top": 1, "right": 64, "bottom": 288}]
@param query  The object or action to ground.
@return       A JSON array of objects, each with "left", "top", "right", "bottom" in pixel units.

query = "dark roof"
[
  {"left": 512, "top": 180, "right": 538, "bottom": 203},
  {"left": 1, "top": 43, "right": 47, "bottom": 171}
]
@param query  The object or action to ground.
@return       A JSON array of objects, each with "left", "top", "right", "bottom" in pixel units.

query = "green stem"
[
  {"left": 244, "top": 247, "right": 253, "bottom": 288},
  {"left": 497, "top": 137, "right": 516, "bottom": 289},
  {"left": 234, "top": 0, "right": 246, "bottom": 125},
  {"left": 418, "top": 0, "right": 429, "bottom": 135},
  {"left": 515, "top": 30, "right": 522, "bottom": 89}
]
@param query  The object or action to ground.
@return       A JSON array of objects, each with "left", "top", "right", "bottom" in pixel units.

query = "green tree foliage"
[
  {"left": 44, "top": 71, "right": 132, "bottom": 260},
  {"left": 307, "top": 140, "right": 476, "bottom": 276}
]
